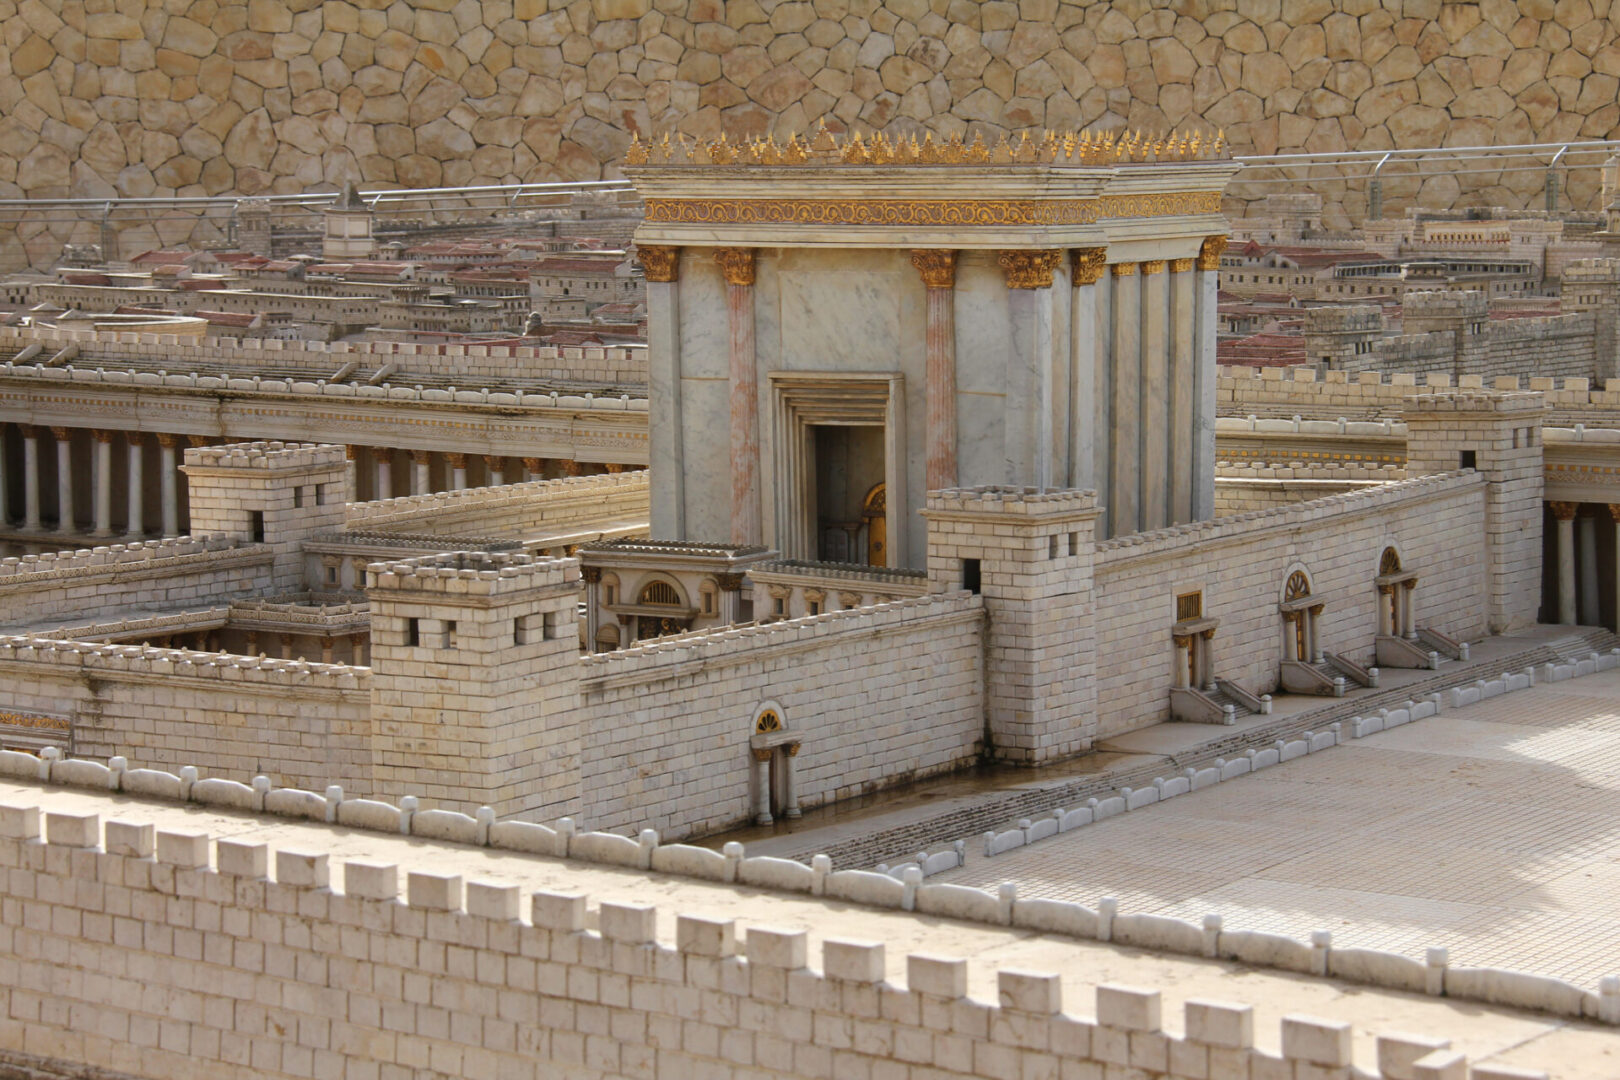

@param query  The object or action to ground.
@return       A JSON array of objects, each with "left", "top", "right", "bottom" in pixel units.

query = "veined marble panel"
[
  {"left": 676, "top": 259, "right": 730, "bottom": 381},
  {"left": 777, "top": 268, "right": 903, "bottom": 372}
]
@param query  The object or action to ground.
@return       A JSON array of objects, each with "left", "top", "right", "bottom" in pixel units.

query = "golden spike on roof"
[
  {"left": 812, "top": 121, "right": 838, "bottom": 156},
  {"left": 943, "top": 131, "right": 965, "bottom": 162},
  {"left": 624, "top": 133, "right": 648, "bottom": 165},
  {"left": 782, "top": 132, "right": 809, "bottom": 164},
  {"left": 991, "top": 133, "right": 1013, "bottom": 163}
]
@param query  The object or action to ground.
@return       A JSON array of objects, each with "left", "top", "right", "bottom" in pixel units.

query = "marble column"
[
  {"left": 0, "top": 424, "right": 7, "bottom": 527},
  {"left": 351, "top": 632, "right": 368, "bottom": 666},
  {"left": 1282, "top": 613, "right": 1298, "bottom": 661},
  {"left": 92, "top": 429, "right": 115, "bottom": 536},
  {"left": 51, "top": 427, "right": 74, "bottom": 534},
  {"left": 1168, "top": 256, "right": 1197, "bottom": 524},
  {"left": 1580, "top": 514, "right": 1600, "bottom": 625},
  {"left": 1200, "top": 628, "right": 1216, "bottom": 692},
  {"left": 22, "top": 426, "right": 41, "bottom": 529},
  {"left": 411, "top": 449, "right": 430, "bottom": 495},
  {"left": 997, "top": 249, "right": 1062, "bottom": 489},
  {"left": 782, "top": 743, "right": 801, "bottom": 819},
  {"left": 715, "top": 247, "right": 760, "bottom": 546},
  {"left": 125, "top": 432, "right": 144, "bottom": 537},
  {"left": 640, "top": 244, "right": 684, "bottom": 535},
  {"left": 1110, "top": 262, "right": 1141, "bottom": 532},
  {"left": 1611, "top": 506, "right": 1620, "bottom": 631},
  {"left": 1402, "top": 579, "right": 1418, "bottom": 639},
  {"left": 156, "top": 433, "right": 180, "bottom": 537},
  {"left": 1377, "top": 584, "right": 1395, "bottom": 637},
  {"left": 1552, "top": 501, "right": 1578, "bottom": 625},
  {"left": 750, "top": 747, "right": 774, "bottom": 826},
  {"left": 522, "top": 457, "right": 544, "bottom": 483},
  {"left": 483, "top": 455, "right": 504, "bottom": 486},
  {"left": 910, "top": 249, "right": 959, "bottom": 491},
  {"left": 1309, "top": 603, "right": 1324, "bottom": 663},
  {"left": 1069, "top": 248, "right": 1106, "bottom": 491},
  {"left": 447, "top": 452, "right": 468, "bottom": 490},
  {"left": 343, "top": 445, "right": 358, "bottom": 501},
  {"left": 559, "top": 458, "right": 582, "bottom": 478},
  {"left": 1192, "top": 236, "right": 1226, "bottom": 521},
  {"left": 376, "top": 452, "right": 393, "bottom": 500},
  {"left": 1172, "top": 635, "right": 1191, "bottom": 688},
  {"left": 717, "top": 572, "right": 744, "bottom": 626},
  {"left": 582, "top": 566, "right": 602, "bottom": 648},
  {"left": 1140, "top": 260, "right": 1169, "bottom": 530}
]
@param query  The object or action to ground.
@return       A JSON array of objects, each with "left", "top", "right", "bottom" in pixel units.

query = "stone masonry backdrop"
[{"left": 3, "top": 0, "right": 1620, "bottom": 229}]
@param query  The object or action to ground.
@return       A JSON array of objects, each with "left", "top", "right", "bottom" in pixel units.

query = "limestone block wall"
[
  {"left": 0, "top": 808, "right": 1516, "bottom": 1080},
  {"left": 344, "top": 469, "right": 650, "bottom": 537},
  {"left": 1092, "top": 472, "right": 1488, "bottom": 734},
  {"left": 1213, "top": 461, "right": 1404, "bottom": 515},
  {"left": 0, "top": 536, "right": 273, "bottom": 629},
  {"left": 5, "top": 0, "right": 1620, "bottom": 261},
  {"left": 1484, "top": 313, "right": 1599, "bottom": 380},
  {"left": 0, "top": 637, "right": 371, "bottom": 789},
  {"left": 575, "top": 591, "right": 985, "bottom": 839},
  {"left": 1217, "top": 365, "right": 1620, "bottom": 422}
]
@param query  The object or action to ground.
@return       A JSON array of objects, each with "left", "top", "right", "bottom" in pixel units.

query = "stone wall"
[
  {"left": 0, "top": 637, "right": 371, "bottom": 789},
  {"left": 1093, "top": 471, "right": 1489, "bottom": 732},
  {"left": 1213, "top": 461, "right": 1403, "bottom": 514},
  {"left": 344, "top": 469, "right": 650, "bottom": 537},
  {"left": 577, "top": 590, "right": 985, "bottom": 838},
  {"left": 0, "top": 535, "right": 273, "bottom": 628},
  {"left": 5, "top": 0, "right": 1620, "bottom": 238}
]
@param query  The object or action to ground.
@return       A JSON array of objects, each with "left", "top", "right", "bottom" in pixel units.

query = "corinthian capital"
[
  {"left": 714, "top": 247, "right": 756, "bottom": 287},
  {"left": 996, "top": 249, "right": 1063, "bottom": 290},
  {"left": 909, "top": 249, "right": 957, "bottom": 289},
  {"left": 637, "top": 244, "right": 680, "bottom": 283}
]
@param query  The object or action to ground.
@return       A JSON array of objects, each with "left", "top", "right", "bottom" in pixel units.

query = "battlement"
[
  {"left": 1403, "top": 389, "right": 1547, "bottom": 414},
  {"left": 366, "top": 550, "right": 580, "bottom": 596},
  {"left": 1562, "top": 257, "right": 1620, "bottom": 281},
  {"left": 344, "top": 469, "right": 649, "bottom": 529},
  {"left": 1216, "top": 460, "right": 1406, "bottom": 482},
  {"left": 925, "top": 486, "right": 1101, "bottom": 519},
  {"left": 182, "top": 440, "right": 345, "bottom": 472},
  {"left": 0, "top": 633, "right": 367, "bottom": 688},
  {"left": 1098, "top": 471, "right": 1482, "bottom": 561},
  {"left": 1302, "top": 304, "right": 1383, "bottom": 331},
  {"left": 0, "top": 534, "right": 246, "bottom": 584}
]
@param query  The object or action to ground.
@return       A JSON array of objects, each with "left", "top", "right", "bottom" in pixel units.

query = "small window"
[
  {"left": 293, "top": 486, "right": 304, "bottom": 508},
  {"left": 1459, "top": 450, "right": 1477, "bottom": 470},
  {"left": 406, "top": 618, "right": 420, "bottom": 647},
  {"left": 773, "top": 596, "right": 786, "bottom": 616},
  {"left": 1176, "top": 591, "right": 1203, "bottom": 621},
  {"left": 248, "top": 510, "right": 265, "bottom": 542},
  {"left": 962, "top": 558, "right": 981, "bottom": 595},
  {"left": 316, "top": 484, "right": 328, "bottom": 506},
  {"left": 1068, "top": 532, "right": 1079, "bottom": 555},
  {"left": 700, "top": 588, "right": 715, "bottom": 616},
  {"left": 445, "top": 620, "right": 457, "bottom": 647},
  {"left": 325, "top": 565, "right": 338, "bottom": 585},
  {"left": 807, "top": 599, "right": 821, "bottom": 616},
  {"left": 514, "top": 617, "right": 523, "bottom": 646},
  {"left": 1048, "top": 535, "right": 1059, "bottom": 559}
]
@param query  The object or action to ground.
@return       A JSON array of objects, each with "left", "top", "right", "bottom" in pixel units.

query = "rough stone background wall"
[{"left": 4, "top": 0, "right": 1620, "bottom": 229}]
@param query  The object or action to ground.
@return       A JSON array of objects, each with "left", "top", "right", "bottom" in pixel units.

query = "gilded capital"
[
  {"left": 1111, "top": 262, "right": 1137, "bottom": 277},
  {"left": 1070, "top": 247, "right": 1107, "bottom": 286},
  {"left": 49, "top": 426, "right": 71, "bottom": 441},
  {"left": 996, "top": 248, "right": 1063, "bottom": 289},
  {"left": 92, "top": 428, "right": 116, "bottom": 443},
  {"left": 1550, "top": 500, "right": 1580, "bottom": 521},
  {"left": 637, "top": 244, "right": 680, "bottom": 283},
  {"left": 581, "top": 566, "right": 602, "bottom": 584},
  {"left": 1141, "top": 260, "right": 1165, "bottom": 275},
  {"left": 1610, "top": 504, "right": 1620, "bottom": 523},
  {"left": 1197, "top": 234, "right": 1228, "bottom": 271},
  {"left": 1171, "top": 257, "right": 1195, "bottom": 273},
  {"left": 909, "top": 249, "right": 957, "bottom": 289},
  {"left": 714, "top": 246, "right": 756, "bottom": 287}
]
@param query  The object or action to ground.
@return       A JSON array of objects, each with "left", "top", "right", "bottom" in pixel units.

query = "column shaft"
[
  {"left": 92, "top": 431, "right": 114, "bottom": 536},
  {"left": 717, "top": 248, "right": 760, "bottom": 546},
  {"left": 22, "top": 428, "right": 40, "bottom": 529},
  {"left": 158, "top": 436, "right": 179, "bottom": 537},
  {"left": 448, "top": 453, "right": 468, "bottom": 491},
  {"left": 912, "top": 251, "right": 959, "bottom": 491},
  {"left": 1109, "top": 265, "right": 1141, "bottom": 534},
  {"left": 411, "top": 451, "right": 430, "bottom": 496},
  {"left": 1192, "top": 237, "right": 1225, "bottom": 521},
  {"left": 1168, "top": 259, "right": 1196, "bottom": 523},
  {"left": 52, "top": 427, "right": 74, "bottom": 534},
  {"left": 126, "top": 434, "right": 144, "bottom": 537},
  {"left": 1139, "top": 262, "right": 1169, "bottom": 530},
  {"left": 1556, "top": 508, "right": 1577, "bottom": 625},
  {"left": 377, "top": 455, "right": 393, "bottom": 499}
]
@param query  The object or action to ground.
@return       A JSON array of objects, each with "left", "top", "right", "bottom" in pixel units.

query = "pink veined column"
[
  {"left": 911, "top": 250, "right": 958, "bottom": 491},
  {"left": 716, "top": 247, "right": 760, "bottom": 546}
]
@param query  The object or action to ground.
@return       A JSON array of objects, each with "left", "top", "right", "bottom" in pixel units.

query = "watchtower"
[
  {"left": 181, "top": 441, "right": 346, "bottom": 593},
  {"left": 365, "top": 551, "right": 584, "bottom": 819},
  {"left": 921, "top": 486, "right": 1101, "bottom": 764}
]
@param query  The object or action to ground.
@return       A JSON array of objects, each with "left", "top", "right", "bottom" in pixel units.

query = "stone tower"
[
  {"left": 235, "top": 198, "right": 272, "bottom": 256},
  {"left": 365, "top": 551, "right": 583, "bottom": 819},
  {"left": 922, "top": 486, "right": 1100, "bottom": 764},
  {"left": 321, "top": 182, "right": 376, "bottom": 262},
  {"left": 1402, "top": 390, "right": 1546, "bottom": 633},
  {"left": 1303, "top": 305, "right": 1384, "bottom": 371},
  {"left": 181, "top": 441, "right": 346, "bottom": 593}
]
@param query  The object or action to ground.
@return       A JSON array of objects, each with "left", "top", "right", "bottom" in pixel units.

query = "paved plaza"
[{"left": 935, "top": 667, "right": 1620, "bottom": 991}]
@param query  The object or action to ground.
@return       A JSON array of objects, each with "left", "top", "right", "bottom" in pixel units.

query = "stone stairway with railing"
[{"left": 761, "top": 626, "right": 1620, "bottom": 871}]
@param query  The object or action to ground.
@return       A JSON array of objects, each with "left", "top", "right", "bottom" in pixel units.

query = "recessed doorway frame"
[{"left": 766, "top": 371, "right": 906, "bottom": 567}]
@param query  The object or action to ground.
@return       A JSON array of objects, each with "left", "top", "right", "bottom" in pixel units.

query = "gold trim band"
[{"left": 644, "top": 191, "right": 1223, "bottom": 227}]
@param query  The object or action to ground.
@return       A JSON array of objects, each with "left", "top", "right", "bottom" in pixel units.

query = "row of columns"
[
  {"left": 241, "top": 630, "right": 368, "bottom": 665},
  {"left": 638, "top": 237, "right": 1224, "bottom": 550},
  {"left": 1549, "top": 500, "right": 1620, "bottom": 627},
  {"left": 344, "top": 445, "right": 615, "bottom": 502},
  {"left": 1, "top": 425, "right": 194, "bottom": 538},
  {"left": 1171, "top": 629, "right": 1217, "bottom": 692}
]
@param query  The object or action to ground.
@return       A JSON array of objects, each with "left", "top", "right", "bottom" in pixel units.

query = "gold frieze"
[{"left": 643, "top": 191, "right": 1223, "bottom": 228}]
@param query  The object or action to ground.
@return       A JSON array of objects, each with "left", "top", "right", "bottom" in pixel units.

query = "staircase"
[
  {"left": 1414, "top": 628, "right": 1463, "bottom": 662},
  {"left": 1318, "top": 652, "right": 1374, "bottom": 688},
  {"left": 1546, "top": 630, "right": 1620, "bottom": 663},
  {"left": 1204, "top": 683, "right": 1255, "bottom": 720}
]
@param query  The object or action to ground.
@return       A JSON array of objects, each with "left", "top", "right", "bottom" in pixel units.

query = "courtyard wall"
[{"left": 344, "top": 470, "right": 650, "bottom": 538}]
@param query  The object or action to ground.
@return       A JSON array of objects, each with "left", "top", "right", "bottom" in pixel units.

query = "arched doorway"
[
  {"left": 1283, "top": 570, "right": 1313, "bottom": 661},
  {"left": 862, "top": 482, "right": 886, "bottom": 567},
  {"left": 748, "top": 704, "right": 802, "bottom": 824}
]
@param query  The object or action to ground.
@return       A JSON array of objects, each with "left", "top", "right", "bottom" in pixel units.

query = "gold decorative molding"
[
  {"left": 1550, "top": 500, "right": 1580, "bottom": 521},
  {"left": 1141, "top": 260, "right": 1166, "bottom": 275},
  {"left": 1611, "top": 504, "right": 1620, "bottom": 523},
  {"left": 909, "top": 249, "right": 957, "bottom": 289},
  {"left": 1112, "top": 262, "right": 1137, "bottom": 277},
  {"left": 715, "top": 572, "right": 746, "bottom": 592},
  {"left": 1171, "top": 257, "right": 1196, "bottom": 273},
  {"left": 713, "top": 247, "right": 756, "bottom": 287},
  {"left": 636, "top": 244, "right": 680, "bottom": 283},
  {"left": 1070, "top": 247, "right": 1108, "bottom": 285},
  {"left": 625, "top": 125, "right": 1230, "bottom": 167},
  {"left": 0, "top": 711, "right": 69, "bottom": 732},
  {"left": 996, "top": 249, "right": 1063, "bottom": 290},
  {"left": 644, "top": 190, "right": 1223, "bottom": 228},
  {"left": 1197, "top": 234, "right": 1229, "bottom": 270},
  {"left": 750, "top": 747, "right": 775, "bottom": 762},
  {"left": 49, "top": 426, "right": 70, "bottom": 440},
  {"left": 581, "top": 566, "right": 602, "bottom": 584}
]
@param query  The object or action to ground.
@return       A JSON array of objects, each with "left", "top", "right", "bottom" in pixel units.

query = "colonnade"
[
  {"left": 343, "top": 445, "right": 615, "bottom": 502},
  {"left": 0, "top": 423, "right": 198, "bottom": 539},
  {"left": 1548, "top": 500, "right": 1620, "bottom": 628}
]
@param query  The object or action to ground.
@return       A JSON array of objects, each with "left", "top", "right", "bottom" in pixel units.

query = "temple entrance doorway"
[{"left": 813, "top": 424, "right": 886, "bottom": 565}]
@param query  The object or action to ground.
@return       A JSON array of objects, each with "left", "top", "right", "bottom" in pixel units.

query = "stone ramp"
[{"left": 753, "top": 627, "right": 1616, "bottom": 870}]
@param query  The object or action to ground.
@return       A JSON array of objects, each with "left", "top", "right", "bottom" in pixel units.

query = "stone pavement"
[
  {"left": 932, "top": 666, "right": 1620, "bottom": 999},
  {"left": 0, "top": 778, "right": 1615, "bottom": 1079}
]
